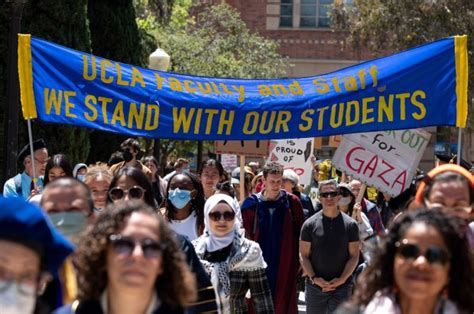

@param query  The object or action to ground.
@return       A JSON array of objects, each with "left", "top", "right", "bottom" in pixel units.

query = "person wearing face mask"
[
  {"left": 39, "top": 177, "right": 94, "bottom": 309},
  {"left": 109, "top": 138, "right": 153, "bottom": 182},
  {"left": 163, "top": 172, "right": 206, "bottom": 241},
  {"left": 0, "top": 197, "right": 74, "bottom": 314},
  {"left": 73, "top": 163, "right": 88, "bottom": 182}
]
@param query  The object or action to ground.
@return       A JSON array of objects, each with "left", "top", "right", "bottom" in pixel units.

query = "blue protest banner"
[{"left": 18, "top": 34, "right": 468, "bottom": 140}]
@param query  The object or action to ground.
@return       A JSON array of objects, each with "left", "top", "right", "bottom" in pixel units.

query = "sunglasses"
[
  {"left": 320, "top": 191, "right": 339, "bottom": 198},
  {"left": 109, "top": 234, "right": 164, "bottom": 259},
  {"left": 395, "top": 240, "right": 451, "bottom": 266},
  {"left": 209, "top": 211, "right": 235, "bottom": 222},
  {"left": 109, "top": 186, "right": 145, "bottom": 201}
]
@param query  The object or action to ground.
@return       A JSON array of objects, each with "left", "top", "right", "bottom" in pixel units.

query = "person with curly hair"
[
  {"left": 336, "top": 209, "right": 474, "bottom": 314},
  {"left": 193, "top": 194, "right": 274, "bottom": 313},
  {"left": 54, "top": 200, "right": 197, "bottom": 314},
  {"left": 163, "top": 172, "right": 206, "bottom": 241}
]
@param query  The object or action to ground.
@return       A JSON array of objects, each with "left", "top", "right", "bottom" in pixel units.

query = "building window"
[
  {"left": 280, "top": 0, "right": 293, "bottom": 27},
  {"left": 300, "top": 0, "right": 333, "bottom": 28}
]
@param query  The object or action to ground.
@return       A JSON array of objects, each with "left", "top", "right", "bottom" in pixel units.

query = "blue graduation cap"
[{"left": 0, "top": 197, "right": 74, "bottom": 273}]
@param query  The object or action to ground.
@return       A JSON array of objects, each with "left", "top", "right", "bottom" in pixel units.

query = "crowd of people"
[{"left": 1, "top": 137, "right": 473, "bottom": 314}]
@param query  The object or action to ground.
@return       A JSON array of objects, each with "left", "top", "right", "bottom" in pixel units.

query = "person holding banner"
[
  {"left": 3, "top": 138, "right": 48, "bottom": 200},
  {"left": 241, "top": 162, "right": 305, "bottom": 314}
]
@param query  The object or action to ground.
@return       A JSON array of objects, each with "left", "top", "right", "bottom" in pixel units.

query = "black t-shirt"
[{"left": 300, "top": 211, "right": 359, "bottom": 281}]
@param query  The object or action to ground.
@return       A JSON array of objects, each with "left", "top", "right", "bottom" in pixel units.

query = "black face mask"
[{"left": 122, "top": 150, "right": 133, "bottom": 162}]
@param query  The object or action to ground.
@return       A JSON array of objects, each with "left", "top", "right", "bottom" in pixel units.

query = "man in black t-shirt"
[{"left": 300, "top": 179, "right": 360, "bottom": 313}]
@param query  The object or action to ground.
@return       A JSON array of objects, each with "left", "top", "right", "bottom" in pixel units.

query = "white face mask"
[
  {"left": 338, "top": 196, "right": 352, "bottom": 206},
  {"left": 0, "top": 281, "right": 36, "bottom": 314}
]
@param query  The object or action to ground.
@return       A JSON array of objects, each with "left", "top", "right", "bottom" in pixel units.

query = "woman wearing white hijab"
[{"left": 193, "top": 194, "right": 274, "bottom": 314}]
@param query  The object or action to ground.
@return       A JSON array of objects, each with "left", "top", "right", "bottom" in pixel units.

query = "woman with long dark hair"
[
  {"left": 107, "top": 167, "right": 156, "bottom": 209},
  {"left": 163, "top": 172, "right": 206, "bottom": 240},
  {"left": 337, "top": 209, "right": 474, "bottom": 313}
]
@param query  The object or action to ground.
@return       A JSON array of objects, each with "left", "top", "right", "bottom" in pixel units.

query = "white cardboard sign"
[
  {"left": 267, "top": 138, "right": 314, "bottom": 185},
  {"left": 332, "top": 129, "right": 431, "bottom": 196}
]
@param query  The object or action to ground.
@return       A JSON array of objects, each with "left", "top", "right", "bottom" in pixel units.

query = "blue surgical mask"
[
  {"left": 76, "top": 174, "right": 86, "bottom": 182},
  {"left": 168, "top": 188, "right": 192, "bottom": 209},
  {"left": 48, "top": 211, "right": 87, "bottom": 240},
  {"left": 183, "top": 168, "right": 191, "bottom": 174}
]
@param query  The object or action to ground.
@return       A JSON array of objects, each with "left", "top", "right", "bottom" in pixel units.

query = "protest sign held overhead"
[
  {"left": 332, "top": 129, "right": 431, "bottom": 196},
  {"left": 267, "top": 138, "right": 314, "bottom": 185},
  {"left": 18, "top": 35, "right": 468, "bottom": 140}
]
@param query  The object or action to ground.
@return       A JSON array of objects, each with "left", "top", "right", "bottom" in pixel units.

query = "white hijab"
[{"left": 204, "top": 194, "right": 242, "bottom": 252}]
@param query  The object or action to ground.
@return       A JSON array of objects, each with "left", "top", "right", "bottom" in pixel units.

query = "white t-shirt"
[{"left": 169, "top": 212, "right": 199, "bottom": 241}]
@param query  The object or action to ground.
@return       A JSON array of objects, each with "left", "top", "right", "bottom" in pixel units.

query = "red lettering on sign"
[
  {"left": 377, "top": 160, "right": 395, "bottom": 186},
  {"left": 345, "top": 146, "right": 365, "bottom": 173},
  {"left": 392, "top": 170, "right": 407, "bottom": 192}
]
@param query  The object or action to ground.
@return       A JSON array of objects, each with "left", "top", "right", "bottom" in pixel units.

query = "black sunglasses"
[
  {"left": 320, "top": 191, "right": 339, "bottom": 198},
  {"left": 209, "top": 211, "right": 236, "bottom": 222},
  {"left": 395, "top": 240, "right": 451, "bottom": 266},
  {"left": 109, "top": 234, "right": 164, "bottom": 259},
  {"left": 109, "top": 186, "right": 145, "bottom": 201}
]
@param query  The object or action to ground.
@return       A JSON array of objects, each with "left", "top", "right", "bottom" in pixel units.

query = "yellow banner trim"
[
  {"left": 454, "top": 35, "right": 468, "bottom": 128},
  {"left": 18, "top": 34, "right": 37, "bottom": 119}
]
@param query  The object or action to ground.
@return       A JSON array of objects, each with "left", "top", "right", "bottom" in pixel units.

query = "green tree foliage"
[
  {"left": 0, "top": 2, "right": 11, "bottom": 179},
  {"left": 18, "top": 0, "right": 91, "bottom": 165},
  {"left": 138, "top": 3, "right": 288, "bottom": 168},
  {"left": 332, "top": 0, "right": 474, "bottom": 156}
]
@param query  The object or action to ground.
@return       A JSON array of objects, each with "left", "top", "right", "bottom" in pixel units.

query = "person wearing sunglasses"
[
  {"left": 107, "top": 166, "right": 157, "bottom": 209},
  {"left": 0, "top": 197, "right": 74, "bottom": 314},
  {"left": 300, "top": 179, "right": 360, "bottom": 314},
  {"left": 164, "top": 172, "right": 206, "bottom": 241},
  {"left": 54, "top": 200, "right": 197, "bottom": 314},
  {"left": 337, "top": 209, "right": 474, "bottom": 314},
  {"left": 414, "top": 164, "right": 474, "bottom": 250},
  {"left": 193, "top": 194, "right": 274, "bottom": 314}
]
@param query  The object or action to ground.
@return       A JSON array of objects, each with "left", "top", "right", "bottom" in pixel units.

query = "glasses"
[
  {"left": 320, "top": 191, "right": 339, "bottom": 198},
  {"left": 109, "top": 234, "right": 164, "bottom": 259},
  {"left": 209, "top": 211, "right": 235, "bottom": 222},
  {"left": 425, "top": 200, "right": 472, "bottom": 214},
  {"left": 109, "top": 186, "right": 145, "bottom": 201},
  {"left": 0, "top": 266, "right": 39, "bottom": 296},
  {"left": 395, "top": 239, "right": 451, "bottom": 266},
  {"left": 34, "top": 156, "right": 49, "bottom": 165}
]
